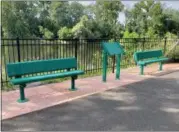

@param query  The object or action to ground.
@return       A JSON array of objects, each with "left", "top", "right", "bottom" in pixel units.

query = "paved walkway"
[
  {"left": 2, "top": 63, "right": 179, "bottom": 120},
  {"left": 2, "top": 64, "right": 179, "bottom": 131}
]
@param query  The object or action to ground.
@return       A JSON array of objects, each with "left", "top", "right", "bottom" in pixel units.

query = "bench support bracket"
[
  {"left": 159, "top": 62, "right": 163, "bottom": 71},
  {"left": 140, "top": 65, "right": 144, "bottom": 75},
  {"left": 17, "top": 84, "right": 29, "bottom": 103},
  {"left": 69, "top": 76, "right": 77, "bottom": 91},
  {"left": 116, "top": 54, "right": 121, "bottom": 80}
]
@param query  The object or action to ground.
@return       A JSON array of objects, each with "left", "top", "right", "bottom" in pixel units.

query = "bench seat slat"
[
  {"left": 138, "top": 57, "right": 169, "bottom": 65},
  {"left": 11, "top": 70, "right": 84, "bottom": 85}
]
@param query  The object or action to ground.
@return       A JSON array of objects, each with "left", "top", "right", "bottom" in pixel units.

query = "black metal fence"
[{"left": 1, "top": 38, "right": 178, "bottom": 88}]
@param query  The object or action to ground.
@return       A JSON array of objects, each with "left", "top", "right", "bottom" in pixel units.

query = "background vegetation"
[{"left": 2, "top": 0, "right": 179, "bottom": 39}]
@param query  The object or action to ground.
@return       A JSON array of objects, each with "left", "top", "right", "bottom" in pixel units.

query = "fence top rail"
[
  {"left": 1, "top": 38, "right": 110, "bottom": 40},
  {"left": 1, "top": 37, "right": 178, "bottom": 40}
]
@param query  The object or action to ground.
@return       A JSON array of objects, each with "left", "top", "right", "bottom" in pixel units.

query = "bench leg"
[
  {"left": 17, "top": 84, "right": 29, "bottom": 103},
  {"left": 140, "top": 65, "right": 144, "bottom": 75},
  {"left": 159, "top": 62, "right": 163, "bottom": 71},
  {"left": 116, "top": 54, "right": 121, "bottom": 80},
  {"left": 69, "top": 76, "right": 77, "bottom": 91}
]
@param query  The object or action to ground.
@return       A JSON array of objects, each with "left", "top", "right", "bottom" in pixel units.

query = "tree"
[
  {"left": 2, "top": 0, "right": 178, "bottom": 39},
  {"left": 49, "top": 1, "right": 84, "bottom": 28},
  {"left": 69, "top": 2, "right": 85, "bottom": 26},
  {"left": 164, "top": 9, "right": 179, "bottom": 36},
  {"left": 93, "top": 0, "right": 124, "bottom": 38},
  {"left": 2, "top": 1, "right": 31, "bottom": 38},
  {"left": 39, "top": 26, "right": 54, "bottom": 39},
  {"left": 58, "top": 27, "right": 72, "bottom": 39},
  {"left": 125, "top": 0, "right": 165, "bottom": 37},
  {"left": 123, "top": 30, "right": 139, "bottom": 38},
  {"left": 71, "top": 15, "right": 92, "bottom": 39}
]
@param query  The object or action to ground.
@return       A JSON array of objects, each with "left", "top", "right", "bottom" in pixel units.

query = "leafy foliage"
[
  {"left": 1, "top": 0, "right": 179, "bottom": 39},
  {"left": 39, "top": 26, "right": 54, "bottom": 39},
  {"left": 58, "top": 27, "right": 72, "bottom": 39}
]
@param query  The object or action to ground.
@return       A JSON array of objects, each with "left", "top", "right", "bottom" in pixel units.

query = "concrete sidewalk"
[{"left": 2, "top": 63, "right": 179, "bottom": 120}]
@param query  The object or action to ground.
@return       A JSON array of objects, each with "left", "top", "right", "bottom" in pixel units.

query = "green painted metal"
[
  {"left": 11, "top": 70, "right": 84, "bottom": 85},
  {"left": 102, "top": 51, "right": 107, "bottom": 82},
  {"left": 17, "top": 98, "right": 29, "bottom": 103},
  {"left": 137, "top": 58, "right": 168, "bottom": 65},
  {"left": 69, "top": 77, "right": 77, "bottom": 91},
  {"left": 159, "top": 62, "right": 163, "bottom": 71},
  {"left": 102, "top": 42, "right": 125, "bottom": 56},
  {"left": 102, "top": 42, "right": 125, "bottom": 82},
  {"left": 140, "top": 65, "right": 144, "bottom": 75},
  {"left": 134, "top": 49, "right": 169, "bottom": 75},
  {"left": 17, "top": 84, "right": 29, "bottom": 103},
  {"left": 7, "top": 58, "right": 77, "bottom": 77},
  {"left": 134, "top": 50, "right": 163, "bottom": 63},
  {"left": 116, "top": 54, "right": 121, "bottom": 79},
  {"left": 6, "top": 57, "right": 84, "bottom": 103}
]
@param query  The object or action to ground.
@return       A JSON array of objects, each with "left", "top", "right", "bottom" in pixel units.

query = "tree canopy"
[{"left": 1, "top": 0, "right": 179, "bottom": 39}]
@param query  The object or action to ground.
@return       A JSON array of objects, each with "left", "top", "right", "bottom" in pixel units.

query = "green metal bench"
[
  {"left": 7, "top": 57, "right": 84, "bottom": 103},
  {"left": 133, "top": 50, "right": 169, "bottom": 75}
]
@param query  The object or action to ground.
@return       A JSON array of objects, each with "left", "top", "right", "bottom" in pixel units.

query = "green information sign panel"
[
  {"left": 102, "top": 42, "right": 125, "bottom": 82},
  {"left": 102, "top": 42, "right": 125, "bottom": 55}
]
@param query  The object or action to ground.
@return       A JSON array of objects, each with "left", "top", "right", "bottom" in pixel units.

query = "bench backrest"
[
  {"left": 7, "top": 57, "right": 77, "bottom": 77},
  {"left": 134, "top": 50, "right": 163, "bottom": 63}
]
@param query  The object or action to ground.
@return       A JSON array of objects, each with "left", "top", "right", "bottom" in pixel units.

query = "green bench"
[
  {"left": 133, "top": 50, "right": 169, "bottom": 75},
  {"left": 7, "top": 57, "right": 84, "bottom": 103}
]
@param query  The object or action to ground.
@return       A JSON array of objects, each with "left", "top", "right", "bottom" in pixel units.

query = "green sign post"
[{"left": 102, "top": 42, "right": 125, "bottom": 82}]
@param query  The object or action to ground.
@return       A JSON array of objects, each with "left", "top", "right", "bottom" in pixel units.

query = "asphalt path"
[{"left": 2, "top": 71, "right": 179, "bottom": 131}]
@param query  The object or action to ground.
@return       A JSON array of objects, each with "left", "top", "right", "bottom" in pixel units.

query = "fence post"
[
  {"left": 16, "top": 37, "right": 21, "bottom": 62},
  {"left": 75, "top": 39, "right": 78, "bottom": 70},
  {"left": 164, "top": 37, "right": 167, "bottom": 55},
  {"left": 112, "top": 38, "right": 116, "bottom": 73},
  {"left": 142, "top": 37, "right": 145, "bottom": 51}
]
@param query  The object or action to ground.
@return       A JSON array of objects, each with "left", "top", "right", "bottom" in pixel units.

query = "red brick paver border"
[{"left": 2, "top": 63, "right": 179, "bottom": 120}]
